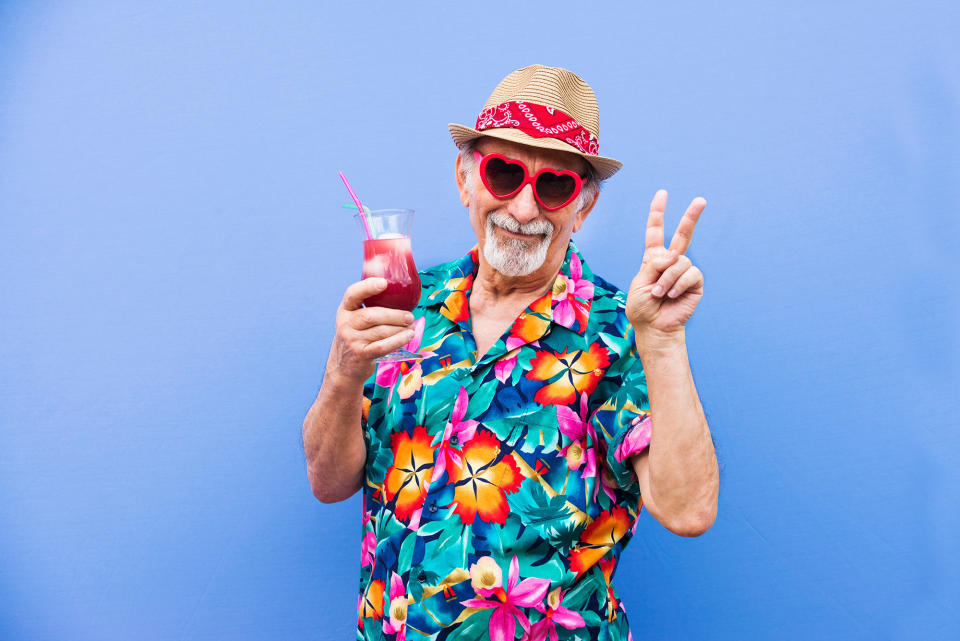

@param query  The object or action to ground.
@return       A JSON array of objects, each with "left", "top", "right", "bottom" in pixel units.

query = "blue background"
[{"left": 1, "top": 1, "right": 958, "bottom": 639}]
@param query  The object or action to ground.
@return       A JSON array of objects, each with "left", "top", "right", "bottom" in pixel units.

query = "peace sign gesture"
[{"left": 626, "top": 189, "right": 706, "bottom": 343}]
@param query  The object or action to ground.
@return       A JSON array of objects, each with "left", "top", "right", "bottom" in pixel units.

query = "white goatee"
[{"left": 482, "top": 211, "right": 554, "bottom": 277}]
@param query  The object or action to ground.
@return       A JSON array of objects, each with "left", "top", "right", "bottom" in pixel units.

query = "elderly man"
[{"left": 303, "top": 65, "right": 719, "bottom": 641}]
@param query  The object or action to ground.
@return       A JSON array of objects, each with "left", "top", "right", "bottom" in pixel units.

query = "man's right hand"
[{"left": 326, "top": 278, "right": 416, "bottom": 383}]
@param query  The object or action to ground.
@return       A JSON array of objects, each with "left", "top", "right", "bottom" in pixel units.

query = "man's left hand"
[{"left": 625, "top": 189, "right": 706, "bottom": 345}]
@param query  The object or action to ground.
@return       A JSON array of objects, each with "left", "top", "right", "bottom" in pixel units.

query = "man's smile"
[{"left": 494, "top": 225, "right": 547, "bottom": 241}]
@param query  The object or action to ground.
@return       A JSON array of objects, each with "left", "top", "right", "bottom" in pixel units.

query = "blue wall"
[{"left": 1, "top": 2, "right": 957, "bottom": 639}]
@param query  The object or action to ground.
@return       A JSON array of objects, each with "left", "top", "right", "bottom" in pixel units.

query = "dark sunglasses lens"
[
  {"left": 484, "top": 157, "right": 525, "bottom": 196},
  {"left": 535, "top": 172, "right": 577, "bottom": 208}
]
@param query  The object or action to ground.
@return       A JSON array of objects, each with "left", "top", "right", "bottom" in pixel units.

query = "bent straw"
[{"left": 338, "top": 171, "right": 373, "bottom": 240}]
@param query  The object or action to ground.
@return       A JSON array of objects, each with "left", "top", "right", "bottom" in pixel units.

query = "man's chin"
[{"left": 483, "top": 241, "right": 548, "bottom": 277}]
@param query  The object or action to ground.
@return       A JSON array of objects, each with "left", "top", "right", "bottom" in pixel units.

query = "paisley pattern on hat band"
[{"left": 475, "top": 101, "right": 600, "bottom": 156}]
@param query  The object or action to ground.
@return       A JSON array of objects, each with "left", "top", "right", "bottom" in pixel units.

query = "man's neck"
[{"left": 468, "top": 250, "right": 564, "bottom": 359}]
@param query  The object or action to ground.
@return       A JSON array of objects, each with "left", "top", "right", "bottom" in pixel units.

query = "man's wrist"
[
  {"left": 320, "top": 363, "right": 369, "bottom": 396},
  {"left": 634, "top": 327, "right": 687, "bottom": 361}
]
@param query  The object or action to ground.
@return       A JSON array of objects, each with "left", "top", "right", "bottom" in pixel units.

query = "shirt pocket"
[{"left": 497, "top": 414, "right": 604, "bottom": 554}]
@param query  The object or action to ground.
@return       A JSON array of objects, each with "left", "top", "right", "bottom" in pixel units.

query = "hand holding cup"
[{"left": 326, "top": 278, "right": 417, "bottom": 384}]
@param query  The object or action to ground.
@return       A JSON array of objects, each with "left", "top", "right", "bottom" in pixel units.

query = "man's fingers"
[
  {"left": 665, "top": 266, "right": 704, "bottom": 298},
  {"left": 341, "top": 278, "right": 388, "bottom": 311},
  {"left": 650, "top": 255, "right": 692, "bottom": 297},
  {"left": 352, "top": 324, "right": 414, "bottom": 346},
  {"left": 637, "top": 247, "right": 679, "bottom": 284},
  {"left": 644, "top": 189, "right": 668, "bottom": 249},
  {"left": 362, "top": 328, "right": 416, "bottom": 359},
  {"left": 350, "top": 306, "right": 415, "bottom": 331},
  {"left": 668, "top": 197, "right": 706, "bottom": 255}
]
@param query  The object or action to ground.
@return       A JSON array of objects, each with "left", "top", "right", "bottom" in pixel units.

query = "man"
[{"left": 303, "top": 65, "right": 719, "bottom": 641}]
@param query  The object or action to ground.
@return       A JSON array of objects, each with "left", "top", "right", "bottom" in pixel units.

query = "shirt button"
[
  {"left": 450, "top": 434, "right": 458, "bottom": 445},
  {"left": 428, "top": 502, "right": 438, "bottom": 513},
  {"left": 417, "top": 571, "right": 427, "bottom": 582}
]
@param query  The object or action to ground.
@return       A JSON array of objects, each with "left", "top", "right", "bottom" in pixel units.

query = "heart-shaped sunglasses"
[{"left": 472, "top": 150, "right": 585, "bottom": 211}]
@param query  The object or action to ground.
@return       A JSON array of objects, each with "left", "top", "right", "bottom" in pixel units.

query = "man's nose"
[{"left": 507, "top": 183, "right": 539, "bottom": 223}]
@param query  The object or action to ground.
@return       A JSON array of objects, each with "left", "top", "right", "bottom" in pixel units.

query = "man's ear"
[
  {"left": 455, "top": 153, "right": 471, "bottom": 208},
  {"left": 572, "top": 186, "right": 600, "bottom": 233}
]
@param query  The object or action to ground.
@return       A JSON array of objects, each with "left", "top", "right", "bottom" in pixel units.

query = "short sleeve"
[{"left": 590, "top": 356, "right": 652, "bottom": 493}]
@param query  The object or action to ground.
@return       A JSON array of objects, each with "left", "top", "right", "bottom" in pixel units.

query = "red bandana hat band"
[{"left": 475, "top": 101, "right": 600, "bottom": 156}]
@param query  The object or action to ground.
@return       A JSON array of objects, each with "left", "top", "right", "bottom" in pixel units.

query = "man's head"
[
  {"left": 448, "top": 65, "right": 620, "bottom": 279},
  {"left": 455, "top": 137, "right": 600, "bottom": 277}
]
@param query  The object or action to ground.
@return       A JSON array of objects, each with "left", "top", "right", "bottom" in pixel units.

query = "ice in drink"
[{"left": 362, "top": 235, "right": 421, "bottom": 311}]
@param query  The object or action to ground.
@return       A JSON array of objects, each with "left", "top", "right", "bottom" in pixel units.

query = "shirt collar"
[{"left": 425, "top": 241, "right": 595, "bottom": 337}]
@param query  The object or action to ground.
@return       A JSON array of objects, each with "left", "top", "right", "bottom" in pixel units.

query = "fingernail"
[
  {"left": 406, "top": 330, "right": 415, "bottom": 340},
  {"left": 377, "top": 278, "right": 388, "bottom": 288},
  {"left": 652, "top": 285, "right": 664, "bottom": 297},
  {"left": 668, "top": 288, "right": 679, "bottom": 298},
  {"left": 404, "top": 313, "right": 415, "bottom": 324}
]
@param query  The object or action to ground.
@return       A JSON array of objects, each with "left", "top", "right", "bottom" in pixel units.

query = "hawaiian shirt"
[{"left": 357, "top": 241, "right": 653, "bottom": 641}]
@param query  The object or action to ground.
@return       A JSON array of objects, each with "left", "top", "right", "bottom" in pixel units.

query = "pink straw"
[{"left": 339, "top": 171, "right": 373, "bottom": 240}]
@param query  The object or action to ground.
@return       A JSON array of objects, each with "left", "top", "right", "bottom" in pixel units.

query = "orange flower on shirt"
[
  {"left": 599, "top": 558, "right": 619, "bottom": 622},
  {"left": 447, "top": 430, "right": 523, "bottom": 525},
  {"left": 526, "top": 343, "right": 611, "bottom": 405},
  {"left": 567, "top": 506, "right": 631, "bottom": 576},
  {"left": 362, "top": 395, "right": 371, "bottom": 424},
  {"left": 505, "top": 292, "right": 552, "bottom": 348},
  {"left": 360, "top": 578, "right": 385, "bottom": 620},
  {"left": 383, "top": 426, "right": 437, "bottom": 522},
  {"left": 439, "top": 275, "right": 472, "bottom": 323}
]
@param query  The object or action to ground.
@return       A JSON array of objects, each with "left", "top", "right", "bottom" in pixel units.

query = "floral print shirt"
[{"left": 357, "top": 242, "right": 653, "bottom": 641}]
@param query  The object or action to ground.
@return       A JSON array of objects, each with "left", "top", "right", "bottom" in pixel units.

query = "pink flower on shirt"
[
  {"left": 556, "top": 392, "right": 597, "bottom": 479},
  {"left": 462, "top": 556, "right": 551, "bottom": 641},
  {"left": 382, "top": 572, "right": 412, "bottom": 641},
  {"left": 526, "top": 587, "right": 585, "bottom": 641},
  {"left": 551, "top": 253, "right": 593, "bottom": 329},
  {"left": 430, "top": 386, "right": 478, "bottom": 483},
  {"left": 360, "top": 531, "right": 376, "bottom": 568},
  {"left": 375, "top": 317, "right": 435, "bottom": 403},
  {"left": 614, "top": 413, "right": 652, "bottom": 462}
]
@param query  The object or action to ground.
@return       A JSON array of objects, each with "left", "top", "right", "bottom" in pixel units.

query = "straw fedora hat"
[{"left": 449, "top": 64, "right": 622, "bottom": 180}]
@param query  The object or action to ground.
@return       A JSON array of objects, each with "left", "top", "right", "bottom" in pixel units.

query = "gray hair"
[{"left": 458, "top": 139, "right": 603, "bottom": 214}]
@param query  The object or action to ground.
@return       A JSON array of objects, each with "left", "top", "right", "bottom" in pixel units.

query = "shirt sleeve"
[{"left": 589, "top": 355, "right": 652, "bottom": 493}]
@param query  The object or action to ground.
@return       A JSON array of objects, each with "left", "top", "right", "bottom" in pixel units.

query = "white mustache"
[{"left": 488, "top": 211, "right": 553, "bottom": 236}]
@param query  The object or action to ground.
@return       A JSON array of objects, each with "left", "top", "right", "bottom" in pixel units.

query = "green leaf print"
[
  {"left": 512, "top": 482, "right": 571, "bottom": 526},
  {"left": 466, "top": 378, "right": 498, "bottom": 416},
  {"left": 445, "top": 609, "right": 493, "bottom": 641},
  {"left": 436, "top": 521, "right": 465, "bottom": 554},
  {"left": 398, "top": 530, "right": 416, "bottom": 574},
  {"left": 417, "top": 520, "right": 448, "bottom": 537}
]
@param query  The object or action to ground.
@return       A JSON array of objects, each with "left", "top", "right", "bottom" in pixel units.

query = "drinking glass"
[{"left": 355, "top": 209, "right": 422, "bottom": 362}]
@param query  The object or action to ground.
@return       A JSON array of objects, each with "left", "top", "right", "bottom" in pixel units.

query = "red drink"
[{"left": 362, "top": 236, "right": 421, "bottom": 311}]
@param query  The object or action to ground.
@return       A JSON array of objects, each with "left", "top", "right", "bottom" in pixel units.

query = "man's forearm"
[
  {"left": 302, "top": 370, "right": 368, "bottom": 503},
  {"left": 636, "top": 329, "right": 719, "bottom": 533}
]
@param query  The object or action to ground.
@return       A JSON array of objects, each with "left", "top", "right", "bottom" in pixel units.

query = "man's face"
[{"left": 457, "top": 137, "right": 597, "bottom": 279}]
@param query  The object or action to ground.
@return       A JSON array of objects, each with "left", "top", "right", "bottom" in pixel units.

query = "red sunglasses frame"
[{"left": 472, "top": 150, "right": 584, "bottom": 211}]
